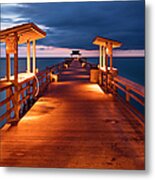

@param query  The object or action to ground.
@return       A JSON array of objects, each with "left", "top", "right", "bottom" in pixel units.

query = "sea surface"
[
  {"left": 0, "top": 57, "right": 145, "bottom": 85},
  {"left": 0, "top": 57, "right": 145, "bottom": 127}
]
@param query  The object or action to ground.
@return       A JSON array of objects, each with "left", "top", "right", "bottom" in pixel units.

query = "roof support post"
[
  {"left": 6, "top": 53, "right": 10, "bottom": 81},
  {"left": 105, "top": 44, "right": 108, "bottom": 72},
  {"left": 99, "top": 45, "right": 102, "bottom": 68},
  {"left": 102, "top": 46, "right": 106, "bottom": 67},
  {"left": 109, "top": 43, "right": 113, "bottom": 70},
  {"left": 14, "top": 33, "right": 20, "bottom": 122},
  {"left": 32, "top": 40, "right": 36, "bottom": 74},
  {"left": 110, "top": 53, "right": 113, "bottom": 70},
  {"left": 105, "top": 44, "right": 108, "bottom": 93},
  {"left": 27, "top": 40, "right": 31, "bottom": 73},
  {"left": 14, "top": 33, "right": 18, "bottom": 84},
  {"left": 6, "top": 52, "right": 11, "bottom": 121}
]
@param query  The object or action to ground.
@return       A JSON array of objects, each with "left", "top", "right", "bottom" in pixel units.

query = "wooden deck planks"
[{"left": 0, "top": 60, "right": 144, "bottom": 169}]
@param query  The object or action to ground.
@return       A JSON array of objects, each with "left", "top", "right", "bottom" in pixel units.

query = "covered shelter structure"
[
  {"left": 70, "top": 50, "right": 81, "bottom": 59},
  {"left": 0, "top": 22, "right": 46, "bottom": 84},
  {"left": 0, "top": 23, "right": 46, "bottom": 123},
  {"left": 92, "top": 36, "right": 122, "bottom": 91},
  {"left": 93, "top": 36, "right": 122, "bottom": 70}
]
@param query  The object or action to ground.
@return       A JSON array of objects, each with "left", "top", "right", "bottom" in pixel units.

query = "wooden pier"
[
  {"left": 0, "top": 60, "right": 144, "bottom": 169},
  {"left": 0, "top": 23, "right": 144, "bottom": 169}
]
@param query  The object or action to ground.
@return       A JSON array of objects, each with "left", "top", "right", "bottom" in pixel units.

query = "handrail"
[
  {"left": 113, "top": 76, "right": 144, "bottom": 97},
  {"left": 81, "top": 61, "right": 144, "bottom": 119},
  {"left": 111, "top": 75, "right": 144, "bottom": 106},
  {"left": 0, "top": 82, "right": 13, "bottom": 92},
  {"left": 99, "top": 69, "right": 145, "bottom": 119},
  {"left": 111, "top": 76, "right": 145, "bottom": 124},
  {"left": 0, "top": 59, "right": 72, "bottom": 128},
  {"left": 0, "top": 79, "right": 36, "bottom": 126}
]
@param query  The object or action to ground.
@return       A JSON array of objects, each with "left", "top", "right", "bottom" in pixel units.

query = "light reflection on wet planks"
[{"left": 0, "top": 60, "right": 144, "bottom": 169}]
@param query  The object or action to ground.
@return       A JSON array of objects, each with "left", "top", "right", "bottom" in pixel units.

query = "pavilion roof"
[
  {"left": 71, "top": 50, "right": 81, "bottom": 55},
  {"left": 93, "top": 36, "right": 122, "bottom": 48},
  {"left": 0, "top": 23, "right": 46, "bottom": 44}
]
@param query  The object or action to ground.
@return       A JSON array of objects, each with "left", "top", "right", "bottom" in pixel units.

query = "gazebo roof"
[
  {"left": 71, "top": 50, "right": 81, "bottom": 55},
  {"left": 0, "top": 22, "right": 46, "bottom": 44},
  {"left": 93, "top": 36, "right": 122, "bottom": 48}
]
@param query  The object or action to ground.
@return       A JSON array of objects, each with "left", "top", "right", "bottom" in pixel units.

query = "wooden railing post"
[
  {"left": 46, "top": 67, "right": 49, "bottom": 84},
  {"left": 14, "top": 84, "right": 20, "bottom": 122},
  {"left": 32, "top": 77, "right": 37, "bottom": 98},
  {"left": 20, "top": 84, "right": 25, "bottom": 115},
  {"left": 112, "top": 80, "right": 117, "bottom": 95},
  {"left": 6, "top": 88, "right": 11, "bottom": 121},
  {"left": 98, "top": 70, "right": 103, "bottom": 85},
  {"left": 26, "top": 81, "right": 31, "bottom": 108},
  {"left": 108, "top": 73, "right": 112, "bottom": 92},
  {"left": 104, "top": 45, "right": 108, "bottom": 93},
  {"left": 126, "top": 86, "right": 130, "bottom": 102}
]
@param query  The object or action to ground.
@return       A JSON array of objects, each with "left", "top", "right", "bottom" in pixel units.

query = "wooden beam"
[
  {"left": 0, "top": 23, "right": 46, "bottom": 44},
  {"left": 109, "top": 43, "right": 113, "bottom": 70},
  {"left": 14, "top": 85, "right": 20, "bottom": 121},
  {"left": 102, "top": 46, "right": 106, "bottom": 67},
  {"left": 105, "top": 45, "right": 108, "bottom": 71},
  {"left": 105, "top": 45, "right": 108, "bottom": 92},
  {"left": 6, "top": 53, "right": 10, "bottom": 81},
  {"left": 6, "top": 87, "right": 12, "bottom": 121},
  {"left": 13, "top": 33, "right": 20, "bottom": 122},
  {"left": 126, "top": 86, "right": 130, "bottom": 102},
  {"left": 32, "top": 40, "right": 36, "bottom": 74},
  {"left": 93, "top": 36, "right": 122, "bottom": 48},
  {"left": 27, "top": 40, "right": 31, "bottom": 73},
  {"left": 110, "top": 54, "right": 113, "bottom": 70},
  {"left": 99, "top": 46, "right": 102, "bottom": 67},
  {"left": 14, "top": 34, "right": 18, "bottom": 84}
]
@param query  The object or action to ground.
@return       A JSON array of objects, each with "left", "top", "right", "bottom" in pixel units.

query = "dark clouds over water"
[{"left": 1, "top": 1, "right": 144, "bottom": 50}]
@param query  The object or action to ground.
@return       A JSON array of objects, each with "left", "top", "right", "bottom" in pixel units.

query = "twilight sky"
[{"left": 0, "top": 1, "right": 145, "bottom": 57}]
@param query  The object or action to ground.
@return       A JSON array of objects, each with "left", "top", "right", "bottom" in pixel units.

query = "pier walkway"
[{"left": 0, "top": 60, "right": 144, "bottom": 169}]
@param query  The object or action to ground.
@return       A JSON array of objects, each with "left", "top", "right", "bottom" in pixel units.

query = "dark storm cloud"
[{"left": 1, "top": 1, "right": 144, "bottom": 50}]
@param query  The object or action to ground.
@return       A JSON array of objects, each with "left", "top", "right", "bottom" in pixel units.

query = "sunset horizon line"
[{"left": 0, "top": 45, "right": 145, "bottom": 58}]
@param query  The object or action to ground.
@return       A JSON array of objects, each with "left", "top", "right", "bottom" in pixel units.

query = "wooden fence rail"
[
  {"left": 79, "top": 60, "right": 144, "bottom": 119},
  {"left": 100, "top": 69, "right": 144, "bottom": 120},
  {"left": 112, "top": 76, "right": 144, "bottom": 105},
  {"left": 1, "top": 58, "right": 144, "bottom": 127},
  {"left": 0, "top": 59, "right": 72, "bottom": 127}
]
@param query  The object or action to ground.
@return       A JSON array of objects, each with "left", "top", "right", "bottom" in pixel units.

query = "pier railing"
[
  {"left": 0, "top": 59, "right": 72, "bottom": 127},
  {"left": 111, "top": 75, "right": 144, "bottom": 105},
  {"left": 0, "top": 76, "right": 36, "bottom": 126},
  {"left": 0, "top": 58, "right": 144, "bottom": 127},
  {"left": 80, "top": 60, "right": 144, "bottom": 121},
  {"left": 101, "top": 69, "right": 144, "bottom": 121}
]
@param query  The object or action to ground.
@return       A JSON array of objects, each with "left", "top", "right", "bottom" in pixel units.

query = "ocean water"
[
  {"left": 0, "top": 57, "right": 144, "bottom": 127},
  {"left": 89, "top": 57, "right": 145, "bottom": 117},
  {"left": 0, "top": 57, "right": 144, "bottom": 85},
  {"left": 89, "top": 57, "right": 145, "bottom": 86},
  {"left": 0, "top": 58, "right": 65, "bottom": 78}
]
